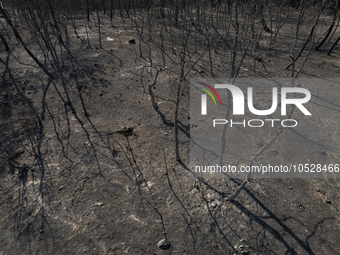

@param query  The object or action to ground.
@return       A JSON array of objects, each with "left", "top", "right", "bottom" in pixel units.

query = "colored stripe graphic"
[
  {"left": 198, "top": 88, "right": 216, "bottom": 106},
  {"left": 197, "top": 82, "right": 223, "bottom": 106}
]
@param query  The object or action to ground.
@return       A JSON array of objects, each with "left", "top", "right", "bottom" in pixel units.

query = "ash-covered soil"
[{"left": 1, "top": 6, "right": 340, "bottom": 255}]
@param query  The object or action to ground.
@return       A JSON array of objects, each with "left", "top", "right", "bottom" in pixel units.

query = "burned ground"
[{"left": 1, "top": 1, "right": 340, "bottom": 254}]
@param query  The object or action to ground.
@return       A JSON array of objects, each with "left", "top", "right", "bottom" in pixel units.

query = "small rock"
[
  {"left": 325, "top": 197, "right": 332, "bottom": 204},
  {"left": 157, "top": 239, "right": 171, "bottom": 250},
  {"left": 59, "top": 186, "right": 64, "bottom": 191},
  {"left": 95, "top": 202, "right": 104, "bottom": 206},
  {"left": 198, "top": 70, "right": 205, "bottom": 73}
]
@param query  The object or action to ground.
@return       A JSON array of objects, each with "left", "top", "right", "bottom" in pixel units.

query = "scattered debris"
[
  {"left": 263, "top": 24, "right": 273, "bottom": 33},
  {"left": 18, "top": 163, "right": 28, "bottom": 174},
  {"left": 233, "top": 243, "right": 251, "bottom": 255},
  {"left": 128, "top": 39, "right": 136, "bottom": 44},
  {"left": 316, "top": 188, "right": 326, "bottom": 195},
  {"left": 325, "top": 197, "right": 333, "bottom": 204},
  {"left": 115, "top": 127, "right": 135, "bottom": 137},
  {"left": 157, "top": 239, "right": 171, "bottom": 250}
]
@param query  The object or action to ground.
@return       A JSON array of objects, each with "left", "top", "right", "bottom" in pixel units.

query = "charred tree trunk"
[
  {"left": 45, "top": 0, "right": 64, "bottom": 45},
  {"left": 327, "top": 34, "right": 340, "bottom": 55}
]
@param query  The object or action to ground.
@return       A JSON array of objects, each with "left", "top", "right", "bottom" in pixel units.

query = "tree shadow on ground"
[{"left": 180, "top": 161, "right": 318, "bottom": 255}]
